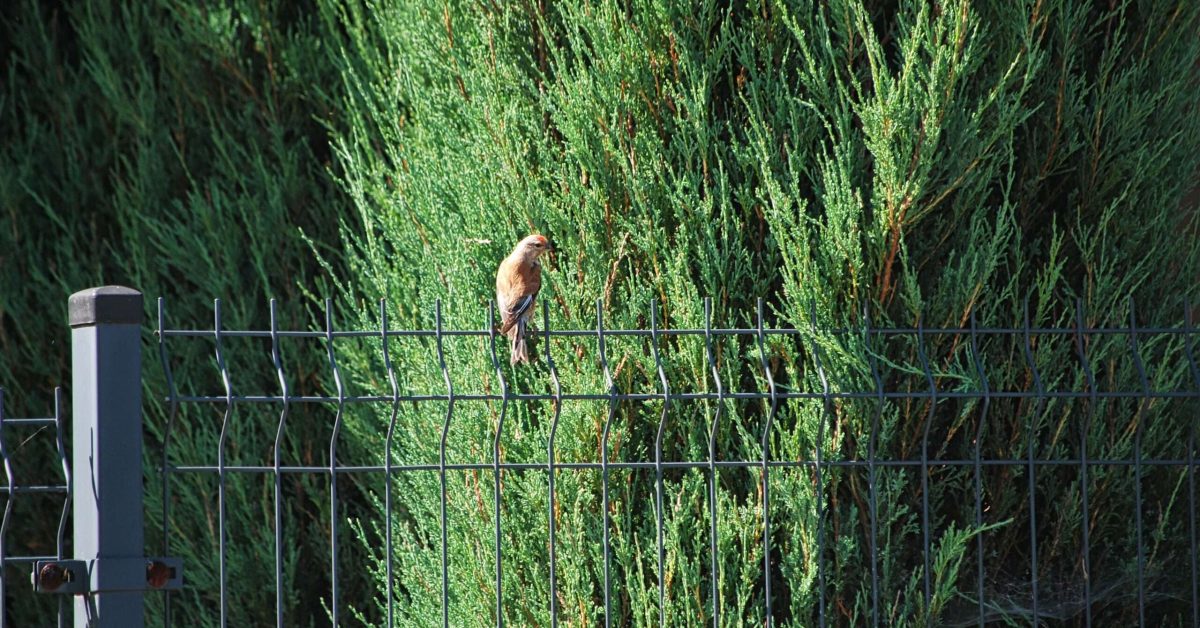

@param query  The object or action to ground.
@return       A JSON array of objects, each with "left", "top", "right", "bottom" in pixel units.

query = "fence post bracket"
[{"left": 32, "top": 558, "right": 182, "bottom": 594}]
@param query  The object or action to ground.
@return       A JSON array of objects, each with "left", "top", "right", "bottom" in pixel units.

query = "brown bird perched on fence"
[{"left": 496, "top": 234, "right": 553, "bottom": 364}]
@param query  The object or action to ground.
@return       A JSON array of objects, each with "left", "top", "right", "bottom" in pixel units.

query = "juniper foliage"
[
  {"left": 0, "top": 0, "right": 1197, "bottom": 626},
  {"left": 0, "top": 1, "right": 351, "bottom": 625},
  {"left": 323, "top": 0, "right": 1199, "bottom": 625}
]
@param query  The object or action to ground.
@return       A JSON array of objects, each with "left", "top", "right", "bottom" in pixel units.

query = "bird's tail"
[{"left": 509, "top": 318, "right": 530, "bottom": 365}]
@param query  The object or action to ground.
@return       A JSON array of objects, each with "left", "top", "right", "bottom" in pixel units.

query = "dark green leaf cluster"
[
  {"left": 1, "top": 1, "right": 349, "bottom": 625},
  {"left": 1, "top": 0, "right": 1197, "bottom": 625},
  {"left": 323, "top": 0, "right": 1200, "bottom": 625}
]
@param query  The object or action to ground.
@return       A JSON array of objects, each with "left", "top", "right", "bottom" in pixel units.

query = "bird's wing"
[{"left": 498, "top": 293, "right": 536, "bottom": 334}]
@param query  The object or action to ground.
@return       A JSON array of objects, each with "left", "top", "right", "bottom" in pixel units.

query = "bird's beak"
[{"left": 548, "top": 239, "right": 559, "bottom": 253}]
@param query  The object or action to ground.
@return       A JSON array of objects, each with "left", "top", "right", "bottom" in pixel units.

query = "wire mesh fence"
[
  {"left": 2, "top": 290, "right": 1197, "bottom": 626},
  {"left": 0, "top": 388, "right": 70, "bottom": 628},
  {"left": 148, "top": 295, "right": 1198, "bottom": 627}
]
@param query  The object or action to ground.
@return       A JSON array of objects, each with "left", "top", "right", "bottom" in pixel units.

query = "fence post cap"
[{"left": 69, "top": 286, "right": 143, "bottom": 327}]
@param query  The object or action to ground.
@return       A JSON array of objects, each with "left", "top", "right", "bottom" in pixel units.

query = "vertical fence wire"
[
  {"left": 157, "top": 298, "right": 178, "bottom": 628},
  {"left": 968, "top": 310, "right": 988, "bottom": 627},
  {"left": 864, "top": 305, "right": 883, "bottom": 628},
  {"left": 212, "top": 299, "right": 232, "bottom": 628},
  {"left": 1020, "top": 299, "right": 1041, "bottom": 622},
  {"left": 916, "top": 316, "right": 934, "bottom": 625},
  {"left": 434, "top": 300, "right": 453, "bottom": 628},
  {"left": 381, "top": 300, "right": 400, "bottom": 628},
  {"left": 1072, "top": 299, "right": 1094, "bottom": 626},
  {"left": 325, "top": 300, "right": 347, "bottom": 627},
  {"left": 544, "top": 304, "right": 562, "bottom": 628},
  {"left": 52, "top": 388, "right": 68, "bottom": 628},
  {"left": 806, "top": 303, "right": 829, "bottom": 628},
  {"left": 649, "top": 300, "right": 669, "bottom": 627},
  {"left": 755, "top": 299, "right": 777, "bottom": 625},
  {"left": 269, "top": 300, "right": 290, "bottom": 628},
  {"left": 487, "top": 303, "right": 508, "bottom": 628},
  {"left": 1127, "top": 298, "right": 1148, "bottom": 627},
  {"left": 596, "top": 300, "right": 615, "bottom": 628},
  {"left": 703, "top": 298, "right": 722, "bottom": 628}
]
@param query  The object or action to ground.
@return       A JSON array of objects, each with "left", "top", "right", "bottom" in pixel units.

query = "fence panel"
[
  {"left": 3, "top": 287, "right": 1197, "bottom": 626},
  {"left": 150, "top": 294, "right": 1198, "bottom": 627},
  {"left": 0, "top": 387, "right": 70, "bottom": 628}
]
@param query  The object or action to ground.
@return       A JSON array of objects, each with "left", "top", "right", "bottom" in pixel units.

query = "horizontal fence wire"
[
  {"left": 0, "top": 388, "right": 71, "bottom": 628},
  {"left": 154, "top": 296, "right": 1200, "bottom": 628}
]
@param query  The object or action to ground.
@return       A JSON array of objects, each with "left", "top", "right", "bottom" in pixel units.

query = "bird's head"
[{"left": 515, "top": 234, "right": 554, "bottom": 261}]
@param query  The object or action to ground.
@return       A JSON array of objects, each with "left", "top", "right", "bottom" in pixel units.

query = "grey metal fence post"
[{"left": 69, "top": 286, "right": 146, "bottom": 628}]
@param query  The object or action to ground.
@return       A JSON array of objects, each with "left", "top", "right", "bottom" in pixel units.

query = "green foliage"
[
  {"left": 1, "top": 1, "right": 349, "bottom": 625},
  {"left": 2, "top": 0, "right": 1198, "bottom": 626},
  {"left": 320, "top": 0, "right": 1200, "bottom": 625}
]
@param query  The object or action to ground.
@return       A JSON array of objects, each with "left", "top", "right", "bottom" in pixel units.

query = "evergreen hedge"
[
  {"left": 2, "top": 0, "right": 1198, "bottom": 625},
  {"left": 325, "top": 0, "right": 1199, "bottom": 625},
  {"left": 1, "top": 1, "right": 352, "bottom": 624}
]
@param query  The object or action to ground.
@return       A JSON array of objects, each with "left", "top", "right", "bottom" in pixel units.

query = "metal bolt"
[
  {"left": 146, "top": 560, "right": 173, "bottom": 589},
  {"left": 38, "top": 563, "right": 67, "bottom": 591}
]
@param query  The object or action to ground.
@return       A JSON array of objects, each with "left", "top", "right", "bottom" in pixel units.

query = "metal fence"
[
  {"left": 0, "top": 388, "right": 70, "bottom": 628},
  {"left": 2, "top": 286, "right": 1198, "bottom": 627}
]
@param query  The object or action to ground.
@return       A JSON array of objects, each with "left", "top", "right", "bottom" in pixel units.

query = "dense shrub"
[
  {"left": 324, "top": 0, "right": 1199, "bottom": 625},
  {"left": 0, "top": 1, "right": 351, "bottom": 624},
  {"left": 2, "top": 0, "right": 1197, "bottom": 625}
]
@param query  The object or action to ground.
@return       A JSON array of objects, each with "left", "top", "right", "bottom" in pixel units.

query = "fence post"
[{"left": 69, "top": 286, "right": 145, "bottom": 628}]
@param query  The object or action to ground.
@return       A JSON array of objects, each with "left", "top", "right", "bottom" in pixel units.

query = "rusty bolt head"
[
  {"left": 146, "top": 561, "right": 173, "bottom": 589},
  {"left": 38, "top": 563, "right": 67, "bottom": 591}
]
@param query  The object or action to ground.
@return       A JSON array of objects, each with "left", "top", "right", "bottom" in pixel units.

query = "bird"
[{"left": 496, "top": 234, "right": 553, "bottom": 364}]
